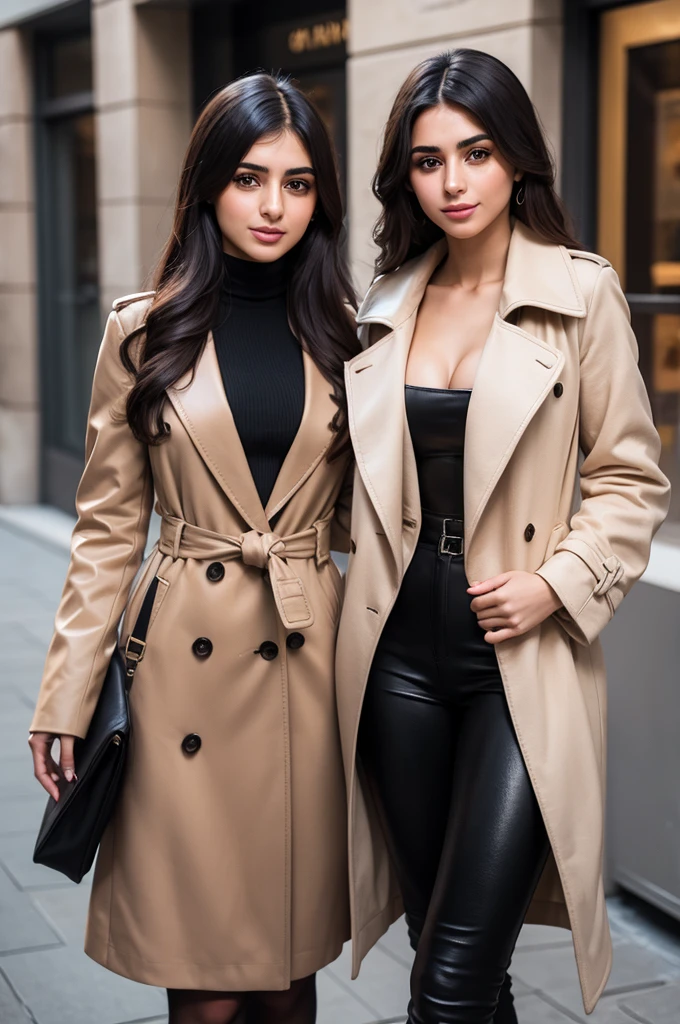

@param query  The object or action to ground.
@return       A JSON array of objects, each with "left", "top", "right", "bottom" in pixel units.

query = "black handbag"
[{"left": 33, "top": 576, "right": 160, "bottom": 883}]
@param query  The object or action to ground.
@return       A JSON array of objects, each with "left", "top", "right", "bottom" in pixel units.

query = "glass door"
[{"left": 599, "top": 0, "right": 680, "bottom": 532}]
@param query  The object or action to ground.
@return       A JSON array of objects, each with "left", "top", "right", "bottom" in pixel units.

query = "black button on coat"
[
  {"left": 192, "top": 637, "right": 213, "bottom": 658},
  {"left": 206, "top": 562, "right": 224, "bottom": 582},
  {"left": 257, "top": 641, "right": 279, "bottom": 661},
  {"left": 182, "top": 734, "right": 202, "bottom": 755}
]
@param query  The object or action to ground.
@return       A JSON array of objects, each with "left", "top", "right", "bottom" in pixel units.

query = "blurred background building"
[{"left": 0, "top": 0, "right": 679, "bottom": 951}]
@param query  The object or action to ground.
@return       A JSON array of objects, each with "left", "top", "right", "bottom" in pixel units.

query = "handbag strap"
[{"left": 122, "top": 576, "right": 160, "bottom": 689}]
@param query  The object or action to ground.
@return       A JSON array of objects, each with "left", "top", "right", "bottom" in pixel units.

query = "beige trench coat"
[
  {"left": 31, "top": 295, "right": 353, "bottom": 990},
  {"left": 336, "top": 222, "right": 671, "bottom": 1014}
]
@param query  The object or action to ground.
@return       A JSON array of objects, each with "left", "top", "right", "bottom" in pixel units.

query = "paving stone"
[
  {"left": 0, "top": 757, "right": 43, "bottom": 799},
  {"left": 326, "top": 939, "right": 412, "bottom": 1020},
  {"left": 619, "top": 982, "right": 680, "bottom": 1023},
  {"left": 0, "top": 866, "right": 62, "bottom": 954},
  {"left": 317, "top": 967, "right": 384, "bottom": 1024},
  {"left": 516, "top": 923, "right": 574, "bottom": 950},
  {"left": 514, "top": 941, "right": 680, "bottom": 1021},
  {"left": 1, "top": 944, "right": 167, "bottom": 1024},
  {"left": 0, "top": 973, "right": 33, "bottom": 1024},
  {"left": 0, "top": 687, "right": 33, "bottom": 714},
  {"left": 376, "top": 917, "right": 414, "bottom": 969},
  {"left": 30, "top": 885, "right": 91, "bottom": 946},
  {"left": 0, "top": 795, "right": 49, "bottom": 836},
  {"left": 504, "top": 992, "right": 581, "bottom": 1022},
  {"left": 0, "top": 832, "right": 88, "bottom": 890}
]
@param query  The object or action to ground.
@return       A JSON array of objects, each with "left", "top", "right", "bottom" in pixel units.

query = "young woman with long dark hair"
[
  {"left": 29, "top": 72, "right": 359, "bottom": 1024},
  {"left": 335, "top": 49, "right": 670, "bottom": 1023}
]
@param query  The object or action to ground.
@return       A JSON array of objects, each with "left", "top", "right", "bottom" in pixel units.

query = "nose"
[
  {"left": 260, "top": 181, "right": 283, "bottom": 221},
  {"left": 444, "top": 158, "right": 466, "bottom": 197}
]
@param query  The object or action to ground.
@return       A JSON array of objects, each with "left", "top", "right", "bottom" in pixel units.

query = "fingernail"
[
  {"left": 64, "top": 769, "right": 75, "bottom": 783},
  {"left": 50, "top": 773, "right": 60, "bottom": 782}
]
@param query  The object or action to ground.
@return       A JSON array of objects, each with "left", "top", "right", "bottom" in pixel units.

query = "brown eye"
[{"left": 418, "top": 157, "right": 441, "bottom": 170}]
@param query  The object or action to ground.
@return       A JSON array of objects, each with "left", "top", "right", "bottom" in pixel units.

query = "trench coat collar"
[
  {"left": 356, "top": 220, "right": 588, "bottom": 330},
  {"left": 347, "top": 222, "right": 574, "bottom": 574},
  {"left": 167, "top": 335, "right": 336, "bottom": 532}
]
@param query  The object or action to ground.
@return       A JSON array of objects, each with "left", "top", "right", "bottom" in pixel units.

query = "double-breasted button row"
[
  {"left": 182, "top": 733, "right": 201, "bottom": 755},
  {"left": 192, "top": 637, "right": 213, "bottom": 658},
  {"left": 286, "top": 632, "right": 305, "bottom": 650},
  {"left": 553, "top": 382, "right": 564, "bottom": 398},
  {"left": 206, "top": 562, "right": 224, "bottom": 582},
  {"left": 524, "top": 523, "right": 536, "bottom": 542}
]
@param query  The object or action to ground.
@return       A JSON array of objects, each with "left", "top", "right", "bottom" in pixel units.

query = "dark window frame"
[
  {"left": 561, "top": 0, "right": 646, "bottom": 249},
  {"left": 33, "top": 5, "right": 99, "bottom": 511}
]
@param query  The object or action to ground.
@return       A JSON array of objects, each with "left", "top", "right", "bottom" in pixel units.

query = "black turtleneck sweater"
[{"left": 214, "top": 252, "right": 305, "bottom": 507}]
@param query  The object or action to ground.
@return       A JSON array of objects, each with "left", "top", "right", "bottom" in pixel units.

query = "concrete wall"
[
  {"left": 346, "top": 0, "right": 564, "bottom": 289},
  {"left": 0, "top": 28, "right": 39, "bottom": 503},
  {"left": 92, "top": 0, "right": 192, "bottom": 313}
]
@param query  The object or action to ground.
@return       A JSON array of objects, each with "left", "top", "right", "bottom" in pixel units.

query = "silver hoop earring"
[{"left": 515, "top": 185, "right": 525, "bottom": 206}]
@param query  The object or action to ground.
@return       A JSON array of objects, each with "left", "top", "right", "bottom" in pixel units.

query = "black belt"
[{"left": 419, "top": 510, "right": 465, "bottom": 556}]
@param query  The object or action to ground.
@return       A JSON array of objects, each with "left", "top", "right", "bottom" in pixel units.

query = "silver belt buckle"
[{"left": 438, "top": 518, "right": 464, "bottom": 557}]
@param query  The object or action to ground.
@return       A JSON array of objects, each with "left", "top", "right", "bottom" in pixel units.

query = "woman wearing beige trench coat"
[
  {"left": 29, "top": 74, "right": 359, "bottom": 1023},
  {"left": 336, "top": 50, "right": 671, "bottom": 1023}
]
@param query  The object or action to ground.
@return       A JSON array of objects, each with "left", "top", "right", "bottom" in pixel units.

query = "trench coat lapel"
[
  {"left": 266, "top": 350, "right": 338, "bottom": 520},
  {"left": 351, "top": 222, "right": 588, "bottom": 570},
  {"left": 464, "top": 317, "right": 565, "bottom": 541},
  {"left": 166, "top": 334, "right": 271, "bottom": 533}
]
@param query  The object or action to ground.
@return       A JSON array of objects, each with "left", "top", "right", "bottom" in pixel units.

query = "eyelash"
[
  {"left": 232, "top": 174, "right": 312, "bottom": 193},
  {"left": 416, "top": 148, "right": 491, "bottom": 171}
]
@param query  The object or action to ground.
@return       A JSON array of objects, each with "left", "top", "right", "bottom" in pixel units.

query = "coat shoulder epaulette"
[
  {"left": 112, "top": 291, "right": 155, "bottom": 312},
  {"left": 567, "top": 249, "right": 611, "bottom": 270}
]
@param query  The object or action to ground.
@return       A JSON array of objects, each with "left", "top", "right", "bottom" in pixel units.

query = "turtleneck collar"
[{"left": 222, "top": 251, "right": 291, "bottom": 301}]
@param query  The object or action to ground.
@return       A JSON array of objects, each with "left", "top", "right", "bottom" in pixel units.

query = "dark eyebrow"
[
  {"left": 410, "top": 134, "right": 492, "bottom": 158},
  {"left": 456, "top": 133, "right": 491, "bottom": 149},
  {"left": 236, "top": 162, "right": 316, "bottom": 176}
]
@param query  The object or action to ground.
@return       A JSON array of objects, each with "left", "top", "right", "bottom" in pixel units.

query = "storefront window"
[
  {"left": 599, "top": 4, "right": 680, "bottom": 532},
  {"left": 627, "top": 40, "right": 680, "bottom": 529}
]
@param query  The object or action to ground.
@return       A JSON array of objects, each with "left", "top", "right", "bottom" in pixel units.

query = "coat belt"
[{"left": 158, "top": 512, "right": 335, "bottom": 631}]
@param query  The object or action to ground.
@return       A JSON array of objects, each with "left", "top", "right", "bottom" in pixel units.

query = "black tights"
[
  {"left": 361, "top": 683, "right": 550, "bottom": 1023},
  {"left": 167, "top": 975, "right": 316, "bottom": 1024}
]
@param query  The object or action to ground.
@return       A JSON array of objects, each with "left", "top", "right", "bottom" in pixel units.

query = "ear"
[{"left": 513, "top": 171, "right": 524, "bottom": 183}]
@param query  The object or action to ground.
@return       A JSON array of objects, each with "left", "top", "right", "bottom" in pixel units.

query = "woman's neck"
[{"left": 435, "top": 213, "right": 512, "bottom": 293}]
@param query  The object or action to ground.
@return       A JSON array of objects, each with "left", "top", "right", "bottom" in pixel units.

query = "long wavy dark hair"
[
  {"left": 372, "top": 49, "right": 581, "bottom": 274},
  {"left": 121, "top": 72, "right": 359, "bottom": 454}
]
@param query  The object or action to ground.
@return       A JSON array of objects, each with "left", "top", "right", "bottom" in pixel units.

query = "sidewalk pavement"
[{"left": 1, "top": 515, "right": 679, "bottom": 1024}]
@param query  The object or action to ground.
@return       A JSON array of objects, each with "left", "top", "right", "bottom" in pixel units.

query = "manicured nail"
[
  {"left": 64, "top": 769, "right": 75, "bottom": 783},
  {"left": 50, "top": 773, "right": 60, "bottom": 782}
]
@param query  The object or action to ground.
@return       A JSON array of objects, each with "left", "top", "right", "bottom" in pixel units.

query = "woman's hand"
[
  {"left": 28, "top": 733, "right": 77, "bottom": 801},
  {"left": 468, "top": 571, "right": 562, "bottom": 644}
]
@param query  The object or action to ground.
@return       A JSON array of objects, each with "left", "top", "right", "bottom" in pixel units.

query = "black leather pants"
[{"left": 359, "top": 539, "right": 550, "bottom": 1024}]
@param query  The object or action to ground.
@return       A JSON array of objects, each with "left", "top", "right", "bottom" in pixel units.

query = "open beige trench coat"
[
  {"left": 31, "top": 295, "right": 353, "bottom": 990},
  {"left": 336, "top": 222, "right": 671, "bottom": 1014}
]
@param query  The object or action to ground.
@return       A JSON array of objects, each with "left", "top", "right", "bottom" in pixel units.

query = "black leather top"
[{"left": 405, "top": 385, "right": 471, "bottom": 518}]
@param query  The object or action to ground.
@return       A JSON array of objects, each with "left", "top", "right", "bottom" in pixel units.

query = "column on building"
[
  {"left": 92, "top": 0, "right": 193, "bottom": 313},
  {"left": 347, "top": 0, "right": 563, "bottom": 291},
  {"left": 0, "top": 29, "right": 38, "bottom": 503}
]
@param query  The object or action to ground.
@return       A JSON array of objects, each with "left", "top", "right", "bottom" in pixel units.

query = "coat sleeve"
[
  {"left": 30, "top": 308, "right": 153, "bottom": 739},
  {"left": 536, "top": 265, "right": 671, "bottom": 645}
]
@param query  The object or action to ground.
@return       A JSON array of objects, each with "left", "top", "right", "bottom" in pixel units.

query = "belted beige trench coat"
[
  {"left": 336, "top": 222, "right": 670, "bottom": 1014},
  {"left": 31, "top": 295, "right": 352, "bottom": 990}
]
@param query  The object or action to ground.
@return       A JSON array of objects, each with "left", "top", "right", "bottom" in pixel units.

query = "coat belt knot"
[
  {"left": 158, "top": 511, "right": 336, "bottom": 631},
  {"left": 240, "top": 531, "right": 286, "bottom": 570}
]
